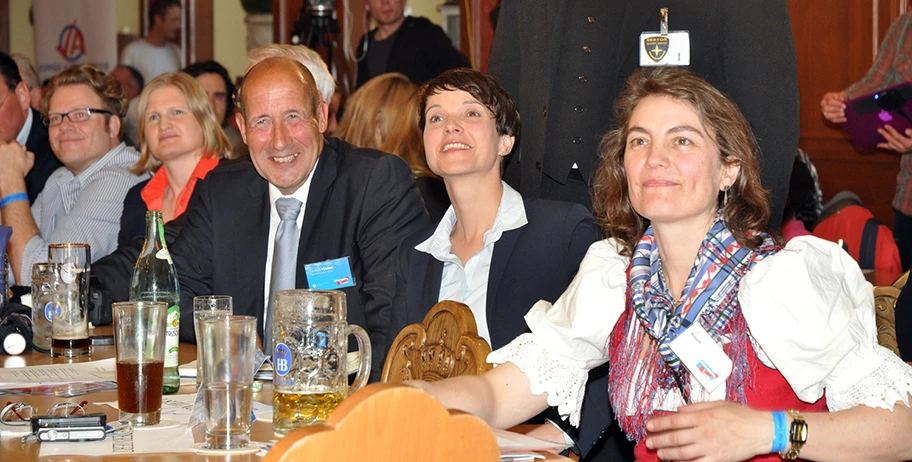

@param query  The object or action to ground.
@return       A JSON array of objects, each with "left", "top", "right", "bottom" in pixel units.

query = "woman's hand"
[
  {"left": 876, "top": 124, "right": 912, "bottom": 153},
  {"left": 821, "top": 91, "right": 848, "bottom": 123},
  {"left": 645, "top": 401, "right": 773, "bottom": 462}
]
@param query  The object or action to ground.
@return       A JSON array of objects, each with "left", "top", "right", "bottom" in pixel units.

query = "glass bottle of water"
[{"left": 130, "top": 211, "right": 180, "bottom": 394}]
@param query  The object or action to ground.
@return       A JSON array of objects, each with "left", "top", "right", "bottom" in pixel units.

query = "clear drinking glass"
[
  {"left": 30, "top": 263, "right": 53, "bottom": 351},
  {"left": 198, "top": 315, "right": 257, "bottom": 450},
  {"left": 193, "top": 295, "right": 233, "bottom": 387},
  {"left": 47, "top": 243, "right": 91, "bottom": 358},
  {"left": 271, "top": 289, "right": 371, "bottom": 435},
  {"left": 113, "top": 301, "right": 168, "bottom": 426}
]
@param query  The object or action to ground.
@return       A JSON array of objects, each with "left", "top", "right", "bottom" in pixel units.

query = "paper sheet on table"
[{"left": 0, "top": 358, "right": 116, "bottom": 387}]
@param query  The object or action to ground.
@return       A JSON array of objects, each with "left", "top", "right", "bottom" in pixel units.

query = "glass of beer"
[
  {"left": 193, "top": 295, "right": 233, "bottom": 388},
  {"left": 198, "top": 315, "right": 257, "bottom": 449},
  {"left": 112, "top": 301, "right": 168, "bottom": 426},
  {"left": 272, "top": 289, "right": 372, "bottom": 435},
  {"left": 47, "top": 243, "right": 91, "bottom": 358}
]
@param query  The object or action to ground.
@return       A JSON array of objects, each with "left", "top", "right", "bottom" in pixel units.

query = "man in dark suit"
[
  {"left": 490, "top": 0, "right": 798, "bottom": 230},
  {"left": 94, "top": 57, "right": 429, "bottom": 380},
  {"left": 355, "top": 0, "right": 469, "bottom": 88},
  {"left": 0, "top": 52, "right": 60, "bottom": 204}
]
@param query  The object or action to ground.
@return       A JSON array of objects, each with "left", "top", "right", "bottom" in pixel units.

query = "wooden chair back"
[
  {"left": 263, "top": 383, "right": 500, "bottom": 462},
  {"left": 382, "top": 300, "right": 493, "bottom": 382},
  {"left": 874, "top": 270, "right": 909, "bottom": 357}
]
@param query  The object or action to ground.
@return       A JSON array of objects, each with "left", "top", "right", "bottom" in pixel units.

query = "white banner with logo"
[{"left": 33, "top": 0, "right": 118, "bottom": 81}]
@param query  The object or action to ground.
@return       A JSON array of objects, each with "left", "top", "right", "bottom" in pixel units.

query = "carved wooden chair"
[
  {"left": 263, "top": 383, "right": 500, "bottom": 462},
  {"left": 381, "top": 300, "right": 493, "bottom": 382},
  {"left": 874, "top": 270, "right": 909, "bottom": 357}
]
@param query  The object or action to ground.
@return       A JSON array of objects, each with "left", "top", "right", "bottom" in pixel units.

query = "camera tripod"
[{"left": 292, "top": 5, "right": 354, "bottom": 96}]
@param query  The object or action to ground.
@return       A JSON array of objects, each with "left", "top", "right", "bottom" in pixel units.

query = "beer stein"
[{"left": 271, "top": 289, "right": 371, "bottom": 435}]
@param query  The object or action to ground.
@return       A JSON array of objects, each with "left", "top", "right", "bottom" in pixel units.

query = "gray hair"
[
  {"left": 10, "top": 53, "right": 38, "bottom": 90},
  {"left": 248, "top": 44, "right": 335, "bottom": 102}
]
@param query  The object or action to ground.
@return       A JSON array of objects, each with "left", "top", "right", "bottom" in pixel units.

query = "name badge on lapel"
[
  {"left": 304, "top": 257, "right": 356, "bottom": 290},
  {"left": 639, "top": 8, "right": 690, "bottom": 67},
  {"left": 667, "top": 321, "right": 732, "bottom": 393}
]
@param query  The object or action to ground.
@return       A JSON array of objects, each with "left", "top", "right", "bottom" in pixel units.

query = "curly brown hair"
[{"left": 591, "top": 67, "right": 779, "bottom": 257}]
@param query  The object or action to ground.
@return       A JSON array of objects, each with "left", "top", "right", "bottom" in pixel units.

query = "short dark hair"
[
  {"left": 118, "top": 65, "right": 145, "bottom": 91},
  {"left": 0, "top": 51, "right": 22, "bottom": 91},
  {"left": 183, "top": 60, "right": 235, "bottom": 126},
  {"left": 417, "top": 68, "right": 520, "bottom": 139},
  {"left": 150, "top": 0, "right": 180, "bottom": 21}
]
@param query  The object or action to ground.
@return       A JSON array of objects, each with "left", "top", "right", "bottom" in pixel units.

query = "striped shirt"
[
  {"left": 844, "top": 12, "right": 912, "bottom": 214},
  {"left": 18, "top": 142, "right": 149, "bottom": 285}
]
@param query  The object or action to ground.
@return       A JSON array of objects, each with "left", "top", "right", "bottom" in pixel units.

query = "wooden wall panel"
[
  {"left": 0, "top": 0, "right": 8, "bottom": 54},
  {"left": 789, "top": 0, "right": 903, "bottom": 228}
]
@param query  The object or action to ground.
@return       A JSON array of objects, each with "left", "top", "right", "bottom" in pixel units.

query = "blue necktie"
[{"left": 265, "top": 197, "right": 302, "bottom": 356}]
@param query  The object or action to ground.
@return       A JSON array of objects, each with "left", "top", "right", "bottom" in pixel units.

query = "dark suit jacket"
[
  {"left": 23, "top": 108, "right": 61, "bottom": 204},
  {"left": 389, "top": 197, "right": 599, "bottom": 352},
  {"left": 94, "top": 138, "right": 429, "bottom": 380},
  {"left": 356, "top": 16, "right": 470, "bottom": 88},
  {"left": 117, "top": 178, "right": 149, "bottom": 248},
  {"left": 490, "top": 0, "right": 797, "bottom": 229}
]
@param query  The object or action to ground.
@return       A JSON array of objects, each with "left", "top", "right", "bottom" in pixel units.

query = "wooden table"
[{"left": 1, "top": 326, "right": 569, "bottom": 461}]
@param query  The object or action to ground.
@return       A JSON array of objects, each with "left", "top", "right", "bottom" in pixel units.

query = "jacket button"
[
  {"left": 587, "top": 16, "right": 596, "bottom": 23},
  {"left": 578, "top": 75, "right": 587, "bottom": 83},
  {"left": 572, "top": 137, "right": 582, "bottom": 145},
  {"left": 574, "top": 106, "right": 584, "bottom": 113},
  {"left": 542, "top": 105, "right": 547, "bottom": 117},
  {"left": 582, "top": 45, "right": 591, "bottom": 53},
  {"left": 535, "top": 162, "right": 542, "bottom": 172}
]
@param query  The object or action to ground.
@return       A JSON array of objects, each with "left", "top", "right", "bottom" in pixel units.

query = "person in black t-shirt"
[{"left": 355, "top": 0, "right": 469, "bottom": 89}]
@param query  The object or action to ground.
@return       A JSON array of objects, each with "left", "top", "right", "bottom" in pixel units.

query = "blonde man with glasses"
[{"left": 0, "top": 64, "right": 149, "bottom": 285}]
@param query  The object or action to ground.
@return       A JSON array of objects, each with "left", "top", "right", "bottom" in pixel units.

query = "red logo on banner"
[{"left": 56, "top": 21, "right": 86, "bottom": 62}]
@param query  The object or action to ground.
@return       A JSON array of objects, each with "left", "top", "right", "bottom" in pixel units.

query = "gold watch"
[{"left": 779, "top": 410, "right": 808, "bottom": 460}]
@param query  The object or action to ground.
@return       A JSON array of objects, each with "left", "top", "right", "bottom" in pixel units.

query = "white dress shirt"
[
  {"left": 415, "top": 181, "right": 528, "bottom": 344},
  {"left": 488, "top": 236, "right": 912, "bottom": 427},
  {"left": 262, "top": 160, "right": 317, "bottom": 328},
  {"left": 16, "top": 108, "right": 32, "bottom": 146}
]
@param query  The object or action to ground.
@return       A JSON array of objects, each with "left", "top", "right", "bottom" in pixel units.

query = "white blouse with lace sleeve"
[
  {"left": 740, "top": 236, "right": 912, "bottom": 412},
  {"left": 489, "top": 236, "right": 912, "bottom": 427},
  {"left": 486, "top": 239, "right": 628, "bottom": 426}
]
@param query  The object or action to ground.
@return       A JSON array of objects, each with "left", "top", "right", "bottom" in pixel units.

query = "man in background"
[
  {"left": 355, "top": 0, "right": 469, "bottom": 88},
  {"left": 120, "top": 0, "right": 182, "bottom": 84},
  {"left": 0, "top": 52, "right": 60, "bottom": 204},
  {"left": 110, "top": 65, "right": 145, "bottom": 146}
]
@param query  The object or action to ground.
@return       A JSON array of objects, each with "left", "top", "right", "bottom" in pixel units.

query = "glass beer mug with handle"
[{"left": 271, "top": 289, "right": 371, "bottom": 435}]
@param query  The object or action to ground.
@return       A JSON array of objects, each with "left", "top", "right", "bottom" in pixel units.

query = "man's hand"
[
  {"left": 821, "top": 91, "right": 848, "bottom": 123},
  {"left": 0, "top": 141, "right": 35, "bottom": 195},
  {"left": 877, "top": 124, "right": 912, "bottom": 153},
  {"left": 645, "top": 401, "right": 772, "bottom": 462}
]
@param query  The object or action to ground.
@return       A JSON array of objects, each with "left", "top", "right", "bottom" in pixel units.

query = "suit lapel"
[
  {"left": 238, "top": 177, "right": 270, "bottom": 315},
  {"left": 295, "top": 142, "right": 338, "bottom": 288},
  {"left": 486, "top": 222, "right": 521, "bottom": 335},
  {"left": 419, "top": 254, "right": 444, "bottom": 314},
  {"left": 614, "top": 1, "right": 656, "bottom": 82}
]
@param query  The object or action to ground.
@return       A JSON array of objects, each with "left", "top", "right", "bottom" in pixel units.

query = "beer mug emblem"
[
  {"left": 44, "top": 302, "right": 61, "bottom": 321},
  {"left": 274, "top": 343, "right": 292, "bottom": 377}
]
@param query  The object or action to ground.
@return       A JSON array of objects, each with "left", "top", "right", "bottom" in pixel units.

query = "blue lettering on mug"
[{"left": 274, "top": 343, "right": 292, "bottom": 377}]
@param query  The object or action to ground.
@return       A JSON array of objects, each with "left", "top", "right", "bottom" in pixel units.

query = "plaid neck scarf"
[{"left": 608, "top": 214, "right": 780, "bottom": 442}]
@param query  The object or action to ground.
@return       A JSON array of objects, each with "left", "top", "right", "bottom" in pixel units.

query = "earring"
[
  {"left": 500, "top": 152, "right": 507, "bottom": 157},
  {"left": 723, "top": 185, "right": 731, "bottom": 206}
]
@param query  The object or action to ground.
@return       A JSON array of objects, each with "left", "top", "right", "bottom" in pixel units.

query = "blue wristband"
[
  {"left": 771, "top": 411, "right": 788, "bottom": 453},
  {"left": 0, "top": 192, "right": 28, "bottom": 208}
]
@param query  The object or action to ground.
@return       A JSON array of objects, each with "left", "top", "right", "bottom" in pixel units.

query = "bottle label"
[
  {"left": 155, "top": 249, "right": 173, "bottom": 263},
  {"left": 165, "top": 304, "right": 180, "bottom": 368}
]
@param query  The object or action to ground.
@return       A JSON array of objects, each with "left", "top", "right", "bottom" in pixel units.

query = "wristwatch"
[{"left": 779, "top": 410, "right": 808, "bottom": 460}]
